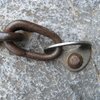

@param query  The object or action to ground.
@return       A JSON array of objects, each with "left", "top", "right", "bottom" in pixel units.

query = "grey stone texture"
[{"left": 0, "top": 0, "right": 100, "bottom": 100}]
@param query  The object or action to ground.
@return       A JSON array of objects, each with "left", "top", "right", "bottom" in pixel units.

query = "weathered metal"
[
  {"left": 67, "top": 53, "right": 83, "bottom": 69},
  {"left": 45, "top": 41, "right": 92, "bottom": 71},
  {"left": 4, "top": 20, "right": 63, "bottom": 60},
  {"left": 0, "top": 20, "right": 92, "bottom": 70},
  {"left": 0, "top": 32, "right": 24, "bottom": 41}
]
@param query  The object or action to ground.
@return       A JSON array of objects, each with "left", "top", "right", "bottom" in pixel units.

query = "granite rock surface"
[{"left": 0, "top": 0, "right": 100, "bottom": 100}]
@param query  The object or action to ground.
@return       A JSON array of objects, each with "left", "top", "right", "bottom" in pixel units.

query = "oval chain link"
[{"left": 3, "top": 20, "right": 63, "bottom": 60}]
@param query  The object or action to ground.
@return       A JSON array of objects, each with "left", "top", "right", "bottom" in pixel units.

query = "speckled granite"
[{"left": 0, "top": 0, "right": 100, "bottom": 100}]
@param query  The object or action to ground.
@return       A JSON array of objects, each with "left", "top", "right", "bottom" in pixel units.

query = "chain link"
[
  {"left": 2, "top": 20, "right": 62, "bottom": 60},
  {"left": 0, "top": 19, "right": 92, "bottom": 69}
]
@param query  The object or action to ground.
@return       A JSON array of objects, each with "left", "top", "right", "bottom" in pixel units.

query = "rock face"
[{"left": 0, "top": 0, "right": 99, "bottom": 100}]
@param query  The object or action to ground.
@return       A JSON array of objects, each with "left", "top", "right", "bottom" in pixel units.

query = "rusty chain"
[
  {"left": 0, "top": 20, "right": 92, "bottom": 71},
  {"left": 1, "top": 20, "right": 62, "bottom": 61}
]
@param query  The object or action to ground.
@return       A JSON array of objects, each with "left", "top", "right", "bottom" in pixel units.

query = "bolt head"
[{"left": 67, "top": 53, "right": 83, "bottom": 69}]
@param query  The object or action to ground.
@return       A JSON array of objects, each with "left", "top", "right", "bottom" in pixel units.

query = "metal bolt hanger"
[
  {"left": 44, "top": 41, "right": 92, "bottom": 72},
  {"left": 0, "top": 20, "right": 92, "bottom": 72}
]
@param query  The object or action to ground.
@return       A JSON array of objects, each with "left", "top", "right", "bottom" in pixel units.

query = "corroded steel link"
[
  {"left": 0, "top": 32, "right": 25, "bottom": 41},
  {"left": 4, "top": 20, "right": 62, "bottom": 60}
]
